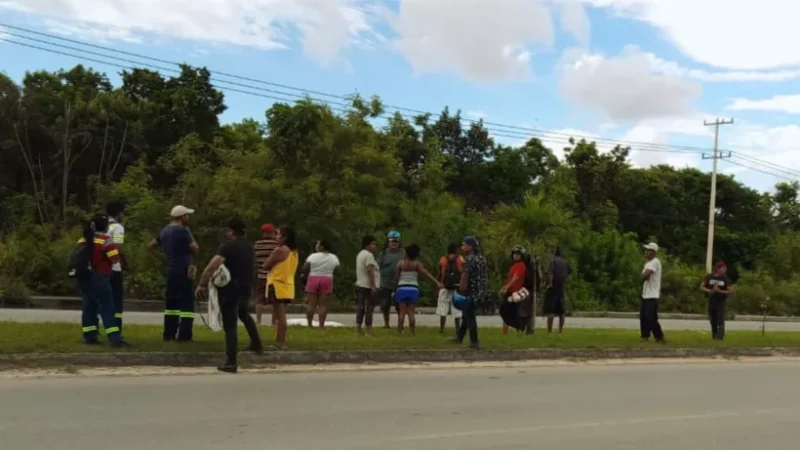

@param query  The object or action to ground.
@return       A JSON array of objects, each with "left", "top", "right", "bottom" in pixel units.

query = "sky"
[{"left": 1, "top": 0, "right": 799, "bottom": 192}]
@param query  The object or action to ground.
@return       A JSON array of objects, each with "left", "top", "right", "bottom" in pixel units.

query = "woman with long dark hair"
[
  {"left": 74, "top": 214, "right": 130, "bottom": 347},
  {"left": 262, "top": 226, "right": 299, "bottom": 350}
]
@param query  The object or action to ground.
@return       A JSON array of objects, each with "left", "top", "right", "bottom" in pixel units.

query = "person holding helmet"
[
  {"left": 499, "top": 246, "right": 534, "bottom": 334},
  {"left": 377, "top": 230, "right": 404, "bottom": 328}
]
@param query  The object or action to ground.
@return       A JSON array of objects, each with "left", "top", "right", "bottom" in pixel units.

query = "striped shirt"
[{"left": 254, "top": 238, "right": 278, "bottom": 279}]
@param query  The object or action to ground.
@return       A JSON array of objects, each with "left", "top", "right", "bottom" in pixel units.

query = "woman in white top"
[{"left": 302, "top": 240, "right": 340, "bottom": 330}]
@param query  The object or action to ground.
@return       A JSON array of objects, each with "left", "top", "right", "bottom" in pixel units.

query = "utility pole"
[{"left": 702, "top": 118, "right": 734, "bottom": 273}]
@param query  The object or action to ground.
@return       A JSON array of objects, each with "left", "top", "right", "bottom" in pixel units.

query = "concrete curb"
[{"left": 2, "top": 347, "right": 800, "bottom": 370}]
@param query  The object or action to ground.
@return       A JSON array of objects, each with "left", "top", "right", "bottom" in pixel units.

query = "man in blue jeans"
[
  {"left": 451, "top": 236, "right": 487, "bottom": 349},
  {"left": 149, "top": 205, "right": 199, "bottom": 342}
]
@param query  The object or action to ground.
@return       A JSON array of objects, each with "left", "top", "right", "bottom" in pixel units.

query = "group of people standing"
[{"left": 70, "top": 205, "right": 733, "bottom": 374}]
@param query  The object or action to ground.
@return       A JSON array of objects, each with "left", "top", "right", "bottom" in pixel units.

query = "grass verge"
[{"left": 1, "top": 322, "right": 800, "bottom": 354}]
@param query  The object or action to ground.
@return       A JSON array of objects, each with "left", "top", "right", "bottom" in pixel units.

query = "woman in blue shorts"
[{"left": 395, "top": 244, "right": 442, "bottom": 335}]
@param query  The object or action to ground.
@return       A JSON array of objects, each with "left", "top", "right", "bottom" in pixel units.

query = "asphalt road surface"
[
  {"left": 1, "top": 359, "right": 798, "bottom": 449},
  {"left": 3, "top": 308, "right": 800, "bottom": 330}
]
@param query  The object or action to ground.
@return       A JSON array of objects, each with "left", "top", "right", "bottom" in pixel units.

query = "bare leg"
[
  {"left": 454, "top": 318, "right": 461, "bottom": 331},
  {"left": 306, "top": 292, "right": 318, "bottom": 327},
  {"left": 547, "top": 315, "right": 555, "bottom": 333},
  {"left": 274, "top": 302, "right": 287, "bottom": 349},
  {"left": 408, "top": 304, "right": 416, "bottom": 336},
  {"left": 397, "top": 302, "right": 406, "bottom": 334},
  {"left": 318, "top": 293, "right": 330, "bottom": 331},
  {"left": 439, "top": 316, "right": 446, "bottom": 333},
  {"left": 558, "top": 315, "right": 565, "bottom": 333},
  {"left": 502, "top": 323, "right": 509, "bottom": 335},
  {"left": 255, "top": 303, "right": 263, "bottom": 326}
]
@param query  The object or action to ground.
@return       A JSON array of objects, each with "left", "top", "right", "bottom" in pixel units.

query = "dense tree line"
[{"left": 1, "top": 65, "right": 799, "bottom": 314}]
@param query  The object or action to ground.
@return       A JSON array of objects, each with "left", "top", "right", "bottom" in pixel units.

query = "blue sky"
[{"left": 1, "top": 0, "right": 799, "bottom": 192}]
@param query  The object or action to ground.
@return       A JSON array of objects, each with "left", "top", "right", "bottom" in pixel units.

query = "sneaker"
[
  {"left": 217, "top": 364, "right": 238, "bottom": 374},
  {"left": 248, "top": 344, "right": 264, "bottom": 355},
  {"left": 469, "top": 342, "right": 480, "bottom": 350}
]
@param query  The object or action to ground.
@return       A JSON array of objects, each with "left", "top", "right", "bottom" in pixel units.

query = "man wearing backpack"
[
  {"left": 436, "top": 243, "right": 463, "bottom": 333},
  {"left": 71, "top": 214, "right": 130, "bottom": 348}
]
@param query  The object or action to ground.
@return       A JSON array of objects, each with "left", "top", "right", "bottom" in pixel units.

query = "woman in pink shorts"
[{"left": 302, "top": 240, "right": 340, "bottom": 330}]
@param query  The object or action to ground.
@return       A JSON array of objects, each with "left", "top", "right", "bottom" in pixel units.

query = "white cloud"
[
  {"left": 388, "top": 0, "right": 554, "bottom": 81},
  {"left": 559, "top": 1, "right": 591, "bottom": 45},
  {"left": 583, "top": 0, "right": 800, "bottom": 70},
  {"left": 558, "top": 46, "right": 701, "bottom": 121},
  {"left": 721, "top": 124, "right": 800, "bottom": 190},
  {"left": 42, "top": 19, "right": 142, "bottom": 43},
  {"left": 728, "top": 95, "right": 800, "bottom": 115},
  {"left": 643, "top": 52, "right": 800, "bottom": 83},
  {"left": 0, "top": 0, "right": 379, "bottom": 65}
]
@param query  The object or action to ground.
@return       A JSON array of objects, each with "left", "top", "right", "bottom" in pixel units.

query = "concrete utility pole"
[{"left": 702, "top": 118, "right": 734, "bottom": 273}]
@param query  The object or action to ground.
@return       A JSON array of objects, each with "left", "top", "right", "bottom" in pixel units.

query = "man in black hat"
[{"left": 196, "top": 218, "right": 263, "bottom": 373}]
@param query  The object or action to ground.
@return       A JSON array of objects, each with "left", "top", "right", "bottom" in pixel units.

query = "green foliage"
[{"left": 1, "top": 64, "right": 799, "bottom": 314}]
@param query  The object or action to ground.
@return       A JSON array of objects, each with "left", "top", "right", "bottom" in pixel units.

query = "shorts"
[
  {"left": 436, "top": 289, "right": 463, "bottom": 318},
  {"left": 268, "top": 285, "right": 293, "bottom": 304},
  {"left": 395, "top": 286, "right": 420, "bottom": 304},
  {"left": 305, "top": 275, "right": 333, "bottom": 294},
  {"left": 256, "top": 278, "right": 269, "bottom": 305}
]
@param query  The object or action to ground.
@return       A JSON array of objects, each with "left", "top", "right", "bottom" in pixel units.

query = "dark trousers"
[
  {"left": 379, "top": 288, "right": 397, "bottom": 317},
  {"left": 640, "top": 297, "right": 665, "bottom": 340},
  {"left": 164, "top": 271, "right": 195, "bottom": 341},
  {"left": 78, "top": 274, "right": 121, "bottom": 343},
  {"left": 220, "top": 290, "right": 262, "bottom": 364},
  {"left": 110, "top": 271, "right": 124, "bottom": 331},
  {"left": 709, "top": 298, "right": 727, "bottom": 340},
  {"left": 456, "top": 298, "right": 479, "bottom": 344},
  {"left": 356, "top": 287, "right": 377, "bottom": 327}
]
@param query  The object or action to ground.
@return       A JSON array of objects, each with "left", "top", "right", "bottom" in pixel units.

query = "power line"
[
  {"left": 0, "top": 35, "right": 704, "bottom": 157},
  {"left": 1, "top": 23, "right": 711, "bottom": 156},
  {"left": 731, "top": 152, "right": 800, "bottom": 178},
  {"left": 724, "top": 158, "right": 797, "bottom": 182},
  {"left": 3, "top": 23, "right": 798, "bottom": 175}
]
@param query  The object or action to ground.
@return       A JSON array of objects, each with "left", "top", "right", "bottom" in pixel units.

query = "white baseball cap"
[
  {"left": 170, "top": 205, "right": 195, "bottom": 218},
  {"left": 643, "top": 242, "right": 659, "bottom": 252}
]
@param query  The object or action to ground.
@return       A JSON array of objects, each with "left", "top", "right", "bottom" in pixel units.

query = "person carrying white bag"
[{"left": 195, "top": 218, "right": 263, "bottom": 373}]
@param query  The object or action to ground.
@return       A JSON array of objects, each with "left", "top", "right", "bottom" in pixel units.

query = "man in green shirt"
[{"left": 377, "top": 230, "right": 404, "bottom": 328}]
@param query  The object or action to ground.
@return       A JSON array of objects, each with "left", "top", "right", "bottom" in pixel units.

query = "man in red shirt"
[{"left": 76, "top": 214, "right": 130, "bottom": 347}]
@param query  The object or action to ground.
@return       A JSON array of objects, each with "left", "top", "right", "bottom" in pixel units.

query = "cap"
[
  {"left": 170, "top": 205, "right": 195, "bottom": 218},
  {"left": 463, "top": 236, "right": 480, "bottom": 249},
  {"left": 261, "top": 223, "right": 276, "bottom": 233},
  {"left": 643, "top": 242, "right": 659, "bottom": 252},
  {"left": 387, "top": 230, "right": 401, "bottom": 241}
]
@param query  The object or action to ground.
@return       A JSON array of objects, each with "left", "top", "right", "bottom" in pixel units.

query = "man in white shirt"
[
  {"left": 106, "top": 202, "right": 127, "bottom": 332},
  {"left": 355, "top": 235, "right": 380, "bottom": 335},
  {"left": 640, "top": 242, "right": 665, "bottom": 343}
]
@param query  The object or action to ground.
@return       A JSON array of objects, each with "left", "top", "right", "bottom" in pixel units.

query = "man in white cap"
[
  {"left": 640, "top": 242, "right": 665, "bottom": 343},
  {"left": 148, "top": 205, "right": 200, "bottom": 342}
]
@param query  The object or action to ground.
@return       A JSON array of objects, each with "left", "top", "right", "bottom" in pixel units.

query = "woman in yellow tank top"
[{"left": 261, "top": 226, "right": 298, "bottom": 350}]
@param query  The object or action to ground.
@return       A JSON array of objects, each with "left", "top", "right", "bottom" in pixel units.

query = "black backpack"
[
  {"left": 443, "top": 257, "right": 461, "bottom": 289},
  {"left": 68, "top": 243, "right": 93, "bottom": 280}
]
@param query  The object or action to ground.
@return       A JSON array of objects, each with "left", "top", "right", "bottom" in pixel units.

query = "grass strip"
[{"left": 1, "top": 322, "right": 799, "bottom": 354}]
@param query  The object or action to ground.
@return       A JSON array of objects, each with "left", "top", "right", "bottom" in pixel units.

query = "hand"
[
  {"left": 435, "top": 282, "right": 444, "bottom": 290},
  {"left": 195, "top": 285, "right": 208, "bottom": 299},
  {"left": 371, "top": 287, "right": 379, "bottom": 296}
]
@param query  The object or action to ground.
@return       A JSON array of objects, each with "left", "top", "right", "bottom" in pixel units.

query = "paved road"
[
  {"left": 4, "top": 308, "right": 800, "bottom": 331},
  {"left": 1, "top": 360, "right": 797, "bottom": 449}
]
